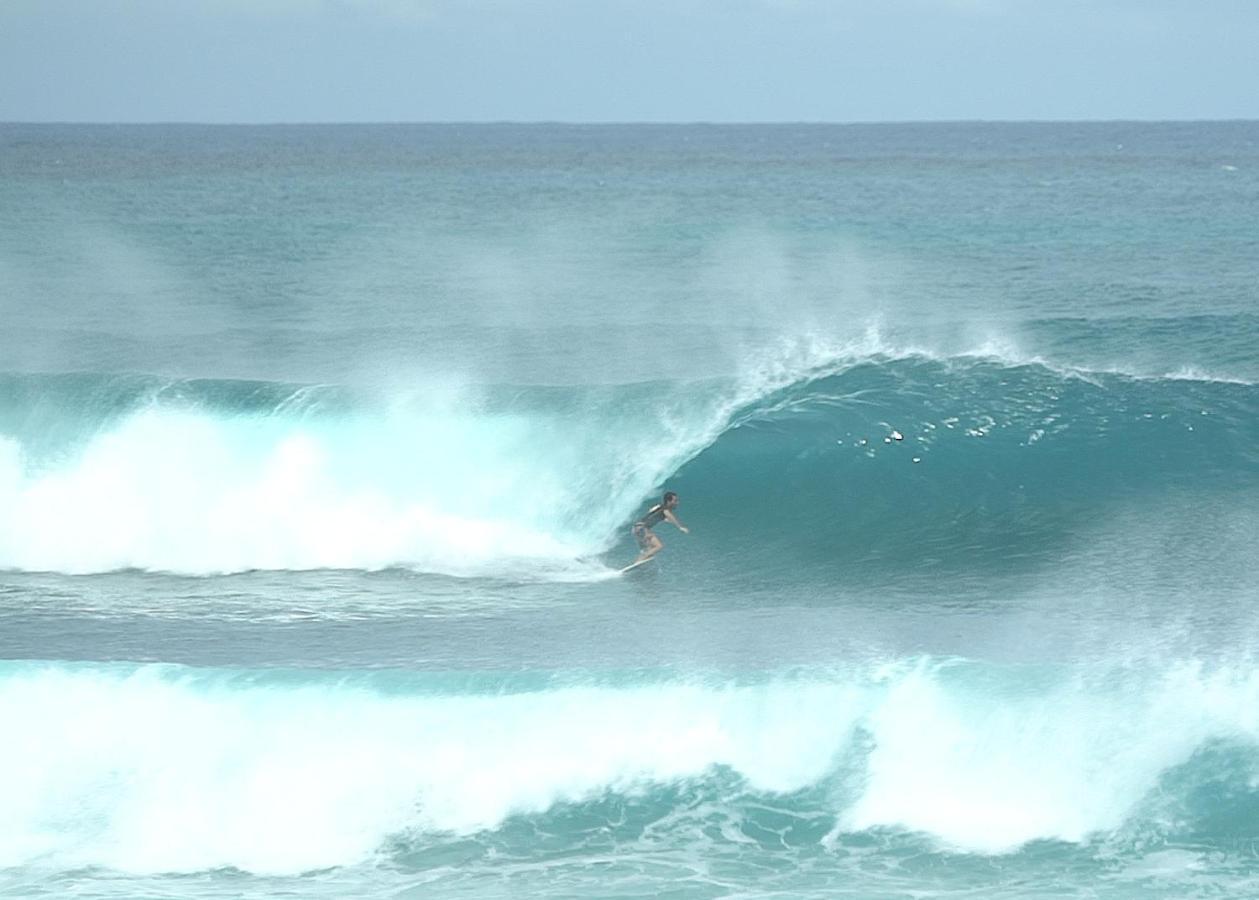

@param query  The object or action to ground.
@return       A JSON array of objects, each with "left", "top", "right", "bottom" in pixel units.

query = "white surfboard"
[{"left": 619, "top": 557, "right": 655, "bottom": 574}]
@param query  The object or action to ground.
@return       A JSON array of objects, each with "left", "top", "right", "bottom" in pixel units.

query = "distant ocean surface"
[{"left": 2, "top": 122, "right": 1258, "bottom": 899}]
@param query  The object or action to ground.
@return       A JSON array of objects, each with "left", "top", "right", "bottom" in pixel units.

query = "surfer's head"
[{"left": 663, "top": 491, "right": 678, "bottom": 508}]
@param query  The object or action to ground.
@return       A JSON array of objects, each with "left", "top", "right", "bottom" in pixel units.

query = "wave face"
[
  {"left": 677, "top": 357, "right": 1259, "bottom": 589},
  {"left": 4, "top": 658, "right": 1259, "bottom": 878},
  {"left": 1, "top": 354, "right": 1256, "bottom": 582}
]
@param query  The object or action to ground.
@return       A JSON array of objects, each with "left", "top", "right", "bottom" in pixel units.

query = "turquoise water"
[{"left": 2, "top": 122, "right": 1259, "bottom": 898}]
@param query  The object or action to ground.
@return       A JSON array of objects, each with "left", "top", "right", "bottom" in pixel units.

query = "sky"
[{"left": 1, "top": 0, "right": 1256, "bottom": 123}]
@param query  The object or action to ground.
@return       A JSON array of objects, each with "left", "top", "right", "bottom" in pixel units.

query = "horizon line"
[{"left": 3, "top": 117, "right": 1258, "bottom": 128}]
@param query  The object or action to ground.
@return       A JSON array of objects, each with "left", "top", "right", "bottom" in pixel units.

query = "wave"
[
  {"left": 672, "top": 355, "right": 1259, "bottom": 585},
  {"left": 0, "top": 334, "right": 851, "bottom": 576},
  {"left": 0, "top": 344, "right": 1256, "bottom": 577},
  {"left": 4, "top": 657, "right": 1259, "bottom": 875}
]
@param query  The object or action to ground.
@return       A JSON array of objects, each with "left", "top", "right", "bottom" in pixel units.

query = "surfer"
[{"left": 626, "top": 491, "right": 689, "bottom": 569}]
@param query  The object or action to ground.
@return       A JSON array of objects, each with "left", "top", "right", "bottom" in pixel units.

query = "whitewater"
[{"left": 2, "top": 122, "right": 1259, "bottom": 899}]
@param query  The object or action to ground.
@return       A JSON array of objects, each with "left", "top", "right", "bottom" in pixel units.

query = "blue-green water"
[{"left": 2, "top": 122, "right": 1258, "bottom": 898}]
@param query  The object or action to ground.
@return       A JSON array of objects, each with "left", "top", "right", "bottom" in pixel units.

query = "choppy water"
[{"left": 2, "top": 122, "right": 1258, "bottom": 898}]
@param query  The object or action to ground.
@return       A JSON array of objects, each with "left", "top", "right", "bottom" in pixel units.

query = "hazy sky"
[{"left": 1, "top": 0, "right": 1255, "bottom": 123}]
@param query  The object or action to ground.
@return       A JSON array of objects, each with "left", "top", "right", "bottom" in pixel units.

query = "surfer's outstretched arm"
[{"left": 664, "top": 510, "right": 689, "bottom": 533}]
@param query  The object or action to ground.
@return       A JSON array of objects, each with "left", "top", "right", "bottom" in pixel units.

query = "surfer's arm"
[{"left": 664, "top": 510, "right": 689, "bottom": 534}]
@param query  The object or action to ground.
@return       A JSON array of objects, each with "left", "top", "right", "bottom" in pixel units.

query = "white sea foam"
[
  {"left": 0, "top": 665, "right": 863, "bottom": 874},
  {"left": 0, "top": 410, "right": 600, "bottom": 577},
  {"left": 837, "top": 661, "right": 1259, "bottom": 852},
  {"left": 3, "top": 659, "right": 1259, "bottom": 874},
  {"left": 1160, "top": 366, "right": 1256, "bottom": 386}
]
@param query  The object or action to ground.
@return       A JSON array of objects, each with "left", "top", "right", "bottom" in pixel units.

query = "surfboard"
[{"left": 619, "top": 557, "right": 655, "bottom": 574}]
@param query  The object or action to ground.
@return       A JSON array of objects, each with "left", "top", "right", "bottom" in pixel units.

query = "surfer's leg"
[
  {"left": 632, "top": 527, "right": 662, "bottom": 563},
  {"left": 635, "top": 531, "right": 663, "bottom": 562}
]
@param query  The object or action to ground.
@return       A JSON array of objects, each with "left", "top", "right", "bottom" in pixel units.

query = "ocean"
[{"left": 2, "top": 121, "right": 1258, "bottom": 898}]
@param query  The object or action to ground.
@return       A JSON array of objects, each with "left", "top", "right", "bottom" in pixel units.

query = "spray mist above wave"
[
  {"left": 0, "top": 331, "right": 1254, "bottom": 577},
  {"left": 5, "top": 657, "right": 1259, "bottom": 875}
]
